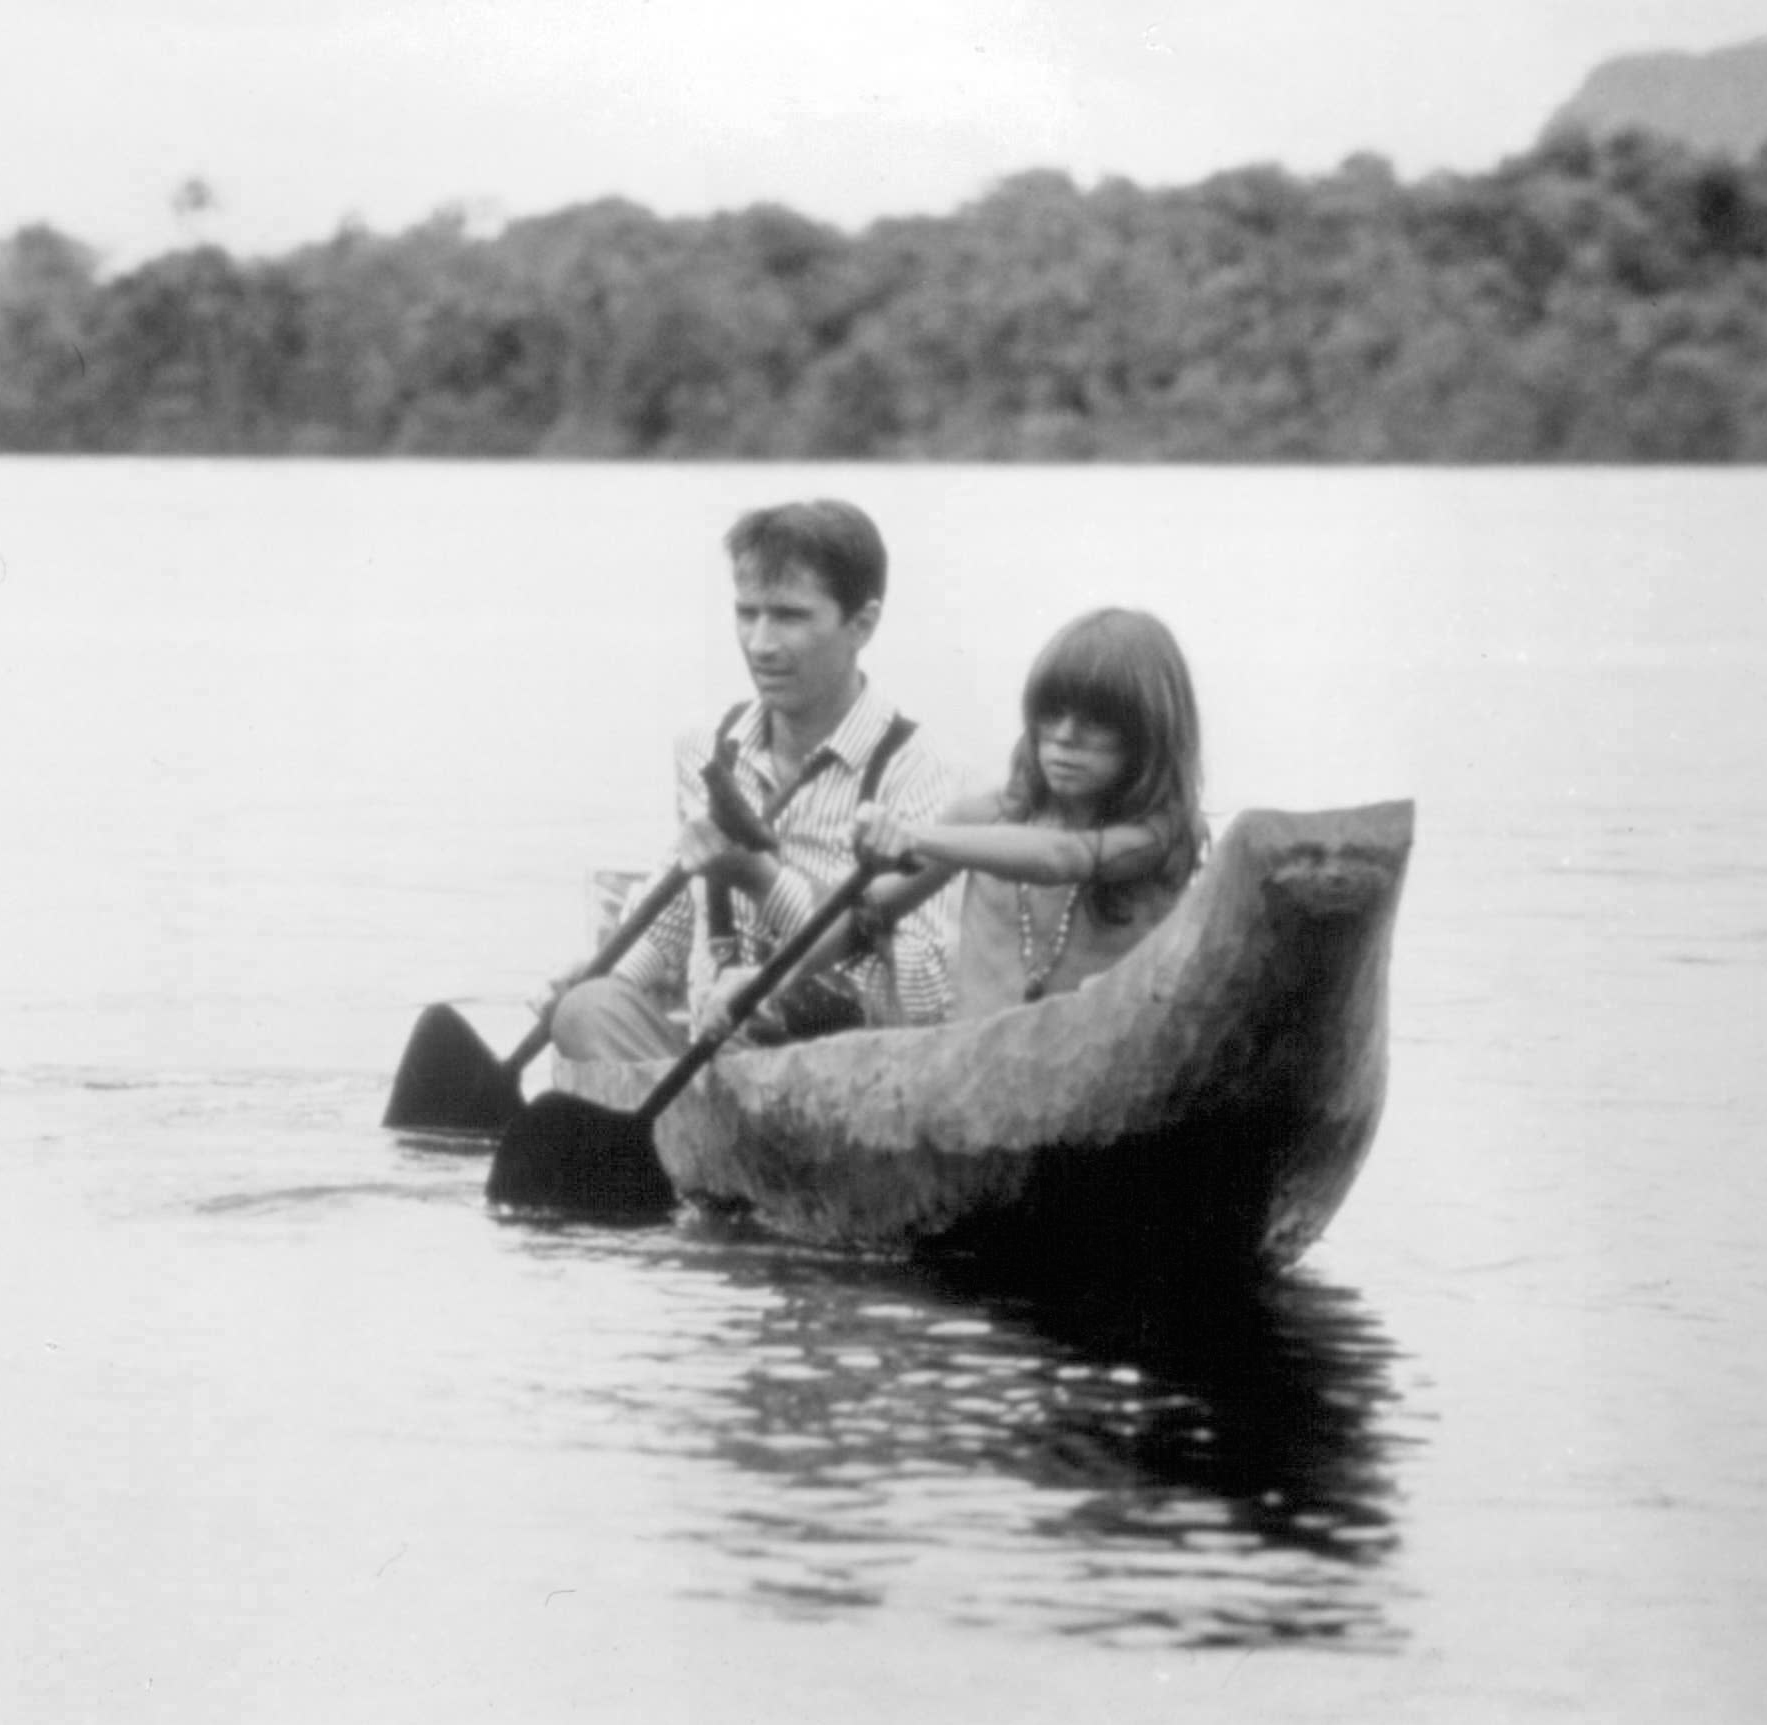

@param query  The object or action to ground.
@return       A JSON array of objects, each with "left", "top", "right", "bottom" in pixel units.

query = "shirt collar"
[{"left": 731, "top": 678, "right": 895, "bottom": 775}]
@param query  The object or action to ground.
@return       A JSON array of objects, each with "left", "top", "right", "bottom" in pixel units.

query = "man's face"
[{"left": 733, "top": 557, "right": 877, "bottom": 722}]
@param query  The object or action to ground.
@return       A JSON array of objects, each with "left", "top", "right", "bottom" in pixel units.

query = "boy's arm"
[{"left": 895, "top": 816, "right": 1171, "bottom": 886}]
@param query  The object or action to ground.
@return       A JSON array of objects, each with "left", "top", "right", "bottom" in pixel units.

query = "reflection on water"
[{"left": 511, "top": 1216, "right": 1414, "bottom": 1653}]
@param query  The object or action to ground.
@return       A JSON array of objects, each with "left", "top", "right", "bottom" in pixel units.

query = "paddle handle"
[
  {"left": 502, "top": 763, "right": 776, "bottom": 1079},
  {"left": 638, "top": 863, "right": 880, "bottom": 1122},
  {"left": 701, "top": 758, "right": 778, "bottom": 853},
  {"left": 505, "top": 861, "right": 692, "bottom": 1077}
]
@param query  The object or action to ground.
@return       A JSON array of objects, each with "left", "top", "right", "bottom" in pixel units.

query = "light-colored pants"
[{"left": 550, "top": 975, "right": 689, "bottom": 1064}]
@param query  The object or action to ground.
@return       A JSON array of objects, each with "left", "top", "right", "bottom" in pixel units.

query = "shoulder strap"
[
  {"left": 705, "top": 709, "right": 920, "bottom": 963},
  {"left": 713, "top": 700, "right": 748, "bottom": 763},
  {"left": 859, "top": 713, "right": 918, "bottom": 803},
  {"left": 705, "top": 701, "right": 754, "bottom": 959}
]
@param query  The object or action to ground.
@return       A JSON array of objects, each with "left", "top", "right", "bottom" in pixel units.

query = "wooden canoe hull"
[{"left": 552, "top": 801, "right": 1413, "bottom": 1275}]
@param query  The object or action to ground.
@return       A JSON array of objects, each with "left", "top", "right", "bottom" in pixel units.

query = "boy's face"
[
  {"left": 733, "top": 557, "right": 878, "bottom": 723},
  {"left": 1034, "top": 711, "right": 1128, "bottom": 807}
]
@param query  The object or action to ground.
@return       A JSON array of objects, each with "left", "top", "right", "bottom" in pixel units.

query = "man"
[{"left": 549, "top": 498, "right": 951, "bottom": 1062}]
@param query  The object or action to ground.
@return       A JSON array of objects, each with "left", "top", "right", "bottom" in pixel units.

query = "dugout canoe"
[{"left": 541, "top": 800, "right": 1413, "bottom": 1277}]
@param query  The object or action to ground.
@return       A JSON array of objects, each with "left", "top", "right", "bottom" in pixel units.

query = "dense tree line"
[{"left": 5, "top": 130, "right": 1767, "bottom": 461}]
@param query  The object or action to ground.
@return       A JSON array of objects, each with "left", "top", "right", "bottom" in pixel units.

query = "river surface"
[{"left": 2, "top": 460, "right": 1763, "bottom": 1722}]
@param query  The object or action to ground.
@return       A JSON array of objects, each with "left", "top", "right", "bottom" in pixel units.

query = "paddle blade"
[
  {"left": 383, "top": 1003, "right": 525, "bottom": 1133},
  {"left": 486, "top": 1092, "right": 676, "bottom": 1221}
]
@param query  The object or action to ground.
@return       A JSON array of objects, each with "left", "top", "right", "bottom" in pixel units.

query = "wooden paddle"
[
  {"left": 382, "top": 759, "right": 774, "bottom": 1135},
  {"left": 486, "top": 856, "right": 887, "bottom": 1218}
]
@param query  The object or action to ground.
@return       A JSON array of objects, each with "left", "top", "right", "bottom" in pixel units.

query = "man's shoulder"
[
  {"left": 861, "top": 696, "right": 947, "bottom": 768},
  {"left": 871, "top": 718, "right": 955, "bottom": 812},
  {"left": 671, "top": 725, "right": 712, "bottom": 771},
  {"left": 848, "top": 683, "right": 927, "bottom": 747},
  {"left": 889, "top": 721, "right": 947, "bottom": 773},
  {"left": 672, "top": 700, "right": 755, "bottom": 761}
]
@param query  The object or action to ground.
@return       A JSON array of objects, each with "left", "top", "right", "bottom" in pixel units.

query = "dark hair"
[
  {"left": 1005, "top": 608, "right": 1208, "bottom": 915},
  {"left": 723, "top": 499, "right": 888, "bottom": 619}
]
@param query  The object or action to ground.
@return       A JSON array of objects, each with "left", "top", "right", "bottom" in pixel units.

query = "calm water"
[{"left": 2, "top": 460, "right": 1763, "bottom": 1722}]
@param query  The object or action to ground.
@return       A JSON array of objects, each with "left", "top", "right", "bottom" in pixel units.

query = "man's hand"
[
  {"left": 677, "top": 812, "right": 740, "bottom": 876},
  {"left": 678, "top": 813, "right": 776, "bottom": 897}
]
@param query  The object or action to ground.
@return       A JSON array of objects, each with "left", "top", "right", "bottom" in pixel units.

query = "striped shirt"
[{"left": 615, "top": 682, "right": 954, "bottom": 1025}]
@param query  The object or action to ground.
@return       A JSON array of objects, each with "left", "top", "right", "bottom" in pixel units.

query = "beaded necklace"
[{"left": 1016, "top": 881, "right": 1083, "bottom": 1002}]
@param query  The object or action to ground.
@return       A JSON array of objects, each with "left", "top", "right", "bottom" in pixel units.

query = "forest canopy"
[{"left": 4, "top": 130, "right": 1767, "bottom": 462}]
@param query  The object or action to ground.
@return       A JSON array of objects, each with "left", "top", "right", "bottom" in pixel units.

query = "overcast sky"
[{"left": 5, "top": 0, "right": 1763, "bottom": 267}]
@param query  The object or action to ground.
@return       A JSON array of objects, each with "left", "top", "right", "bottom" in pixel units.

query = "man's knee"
[{"left": 551, "top": 975, "right": 682, "bottom": 1062}]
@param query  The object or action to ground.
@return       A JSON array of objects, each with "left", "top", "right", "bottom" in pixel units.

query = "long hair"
[{"left": 1005, "top": 608, "right": 1207, "bottom": 916}]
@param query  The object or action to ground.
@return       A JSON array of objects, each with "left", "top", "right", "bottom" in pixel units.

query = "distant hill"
[{"left": 1544, "top": 38, "right": 1767, "bottom": 158}]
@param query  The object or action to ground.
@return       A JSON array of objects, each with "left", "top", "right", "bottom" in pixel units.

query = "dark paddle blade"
[
  {"left": 486, "top": 848, "right": 878, "bottom": 1219},
  {"left": 486, "top": 1091, "right": 675, "bottom": 1221},
  {"left": 383, "top": 1003, "right": 525, "bottom": 1133},
  {"left": 385, "top": 764, "right": 774, "bottom": 1138},
  {"left": 380, "top": 861, "right": 688, "bottom": 1133}
]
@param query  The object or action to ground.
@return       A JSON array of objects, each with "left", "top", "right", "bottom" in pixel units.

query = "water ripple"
[{"left": 498, "top": 1219, "right": 1416, "bottom": 1651}]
